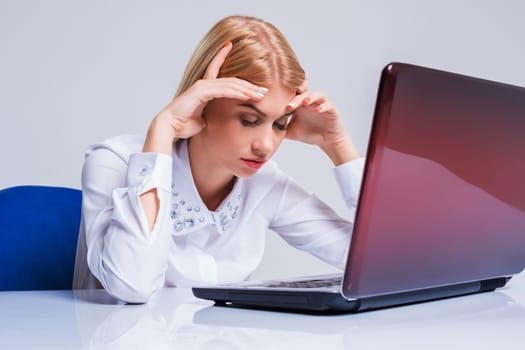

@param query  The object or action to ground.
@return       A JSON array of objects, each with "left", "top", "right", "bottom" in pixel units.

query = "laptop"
[{"left": 192, "top": 62, "right": 525, "bottom": 313}]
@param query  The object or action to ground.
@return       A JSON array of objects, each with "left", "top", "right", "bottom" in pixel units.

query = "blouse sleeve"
[
  {"left": 269, "top": 158, "right": 365, "bottom": 270},
  {"left": 81, "top": 144, "right": 173, "bottom": 303}
]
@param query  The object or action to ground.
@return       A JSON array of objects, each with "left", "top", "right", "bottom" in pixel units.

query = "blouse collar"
[{"left": 170, "top": 139, "right": 243, "bottom": 236}]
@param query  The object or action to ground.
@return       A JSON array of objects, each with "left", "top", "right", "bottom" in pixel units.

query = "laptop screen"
[{"left": 344, "top": 63, "right": 525, "bottom": 298}]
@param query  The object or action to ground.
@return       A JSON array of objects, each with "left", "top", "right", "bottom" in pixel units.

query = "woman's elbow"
[{"left": 101, "top": 273, "right": 162, "bottom": 304}]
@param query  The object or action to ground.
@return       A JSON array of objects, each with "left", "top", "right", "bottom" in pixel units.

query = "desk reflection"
[{"left": 72, "top": 288, "right": 525, "bottom": 350}]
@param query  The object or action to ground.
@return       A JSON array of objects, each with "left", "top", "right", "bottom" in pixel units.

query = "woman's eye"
[
  {"left": 240, "top": 116, "right": 259, "bottom": 127},
  {"left": 274, "top": 122, "right": 288, "bottom": 131},
  {"left": 241, "top": 119, "right": 257, "bottom": 127}
]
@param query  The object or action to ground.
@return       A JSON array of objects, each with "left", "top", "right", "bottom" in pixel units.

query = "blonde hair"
[{"left": 175, "top": 15, "right": 305, "bottom": 96}]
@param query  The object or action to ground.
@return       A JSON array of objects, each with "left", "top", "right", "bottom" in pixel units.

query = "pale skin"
[{"left": 140, "top": 42, "right": 360, "bottom": 231}]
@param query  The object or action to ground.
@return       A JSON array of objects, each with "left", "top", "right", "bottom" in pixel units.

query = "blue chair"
[{"left": 0, "top": 186, "right": 82, "bottom": 291}]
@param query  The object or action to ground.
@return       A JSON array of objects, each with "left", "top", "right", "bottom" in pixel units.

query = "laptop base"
[{"left": 192, "top": 277, "right": 510, "bottom": 314}]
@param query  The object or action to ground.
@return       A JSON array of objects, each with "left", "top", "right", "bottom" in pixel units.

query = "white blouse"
[{"left": 73, "top": 135, "right": 364, "bottom": 303}]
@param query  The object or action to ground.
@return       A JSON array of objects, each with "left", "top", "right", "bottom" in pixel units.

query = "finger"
[
  {"left": 286, "top": 91, "right": 309, "bottom": 110},
  {"left": 221, "top": 77, "right": 268, "bottom": 98},
  {"left": 286, "top": 90, "right": 327, "bottom": 111},
  {"left": 203, "top": 41, "right": 233, "bottom": 80},
  {"left": 284, "top": 118, "right": 298, "bottom": 140},
  {"left": 198, "top": 78, "right": 267, "bottom": 102},
  {"left": 302, "top": 91, "right": 327, "bottom": 106},
  {"left": 314, "top": 101, "right": 335, "bottom": 113},
  {"left": 216, "top": 78, "right": 268, "bottom": 100}
]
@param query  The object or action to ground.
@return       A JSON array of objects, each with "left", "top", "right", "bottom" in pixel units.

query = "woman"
[{"left": 73, "top": 15, "right": 364, "bottom": 303}]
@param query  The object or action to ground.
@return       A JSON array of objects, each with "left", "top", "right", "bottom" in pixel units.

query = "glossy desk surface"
[{"left": 1, "top": 272, "right": 525, "bottom": 349}]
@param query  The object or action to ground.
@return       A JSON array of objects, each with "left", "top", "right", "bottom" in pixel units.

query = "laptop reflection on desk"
[{"left": 193, "top": 63, "right": 525, "bottom": 313}]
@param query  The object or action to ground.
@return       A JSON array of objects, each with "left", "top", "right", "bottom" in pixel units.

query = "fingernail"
[
  {"left": 259, "top": 86, "right": 269, "bottom": 93},
  {"left": 315, "top": 105, "right": 322, "bottom": 112},
  {"left": 303, "top": 97, "right": 311, "bottom": 104},
  {"left": 287, "top": 101, "right": 297, "bottom": 108},
  {"left": 224, "top": 41, "right": 232, "bottom": 48},
  {"left": 255, "top": 92, "right": 265, "bottom": 98}
]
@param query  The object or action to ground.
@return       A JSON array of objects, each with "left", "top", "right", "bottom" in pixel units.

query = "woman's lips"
[{"left": 241, "top": 158, "right": 266, "bottom": 169}]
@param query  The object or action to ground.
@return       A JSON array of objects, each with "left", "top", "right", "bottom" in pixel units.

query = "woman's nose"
[{"left": 252, "top": 127, "right": 275, "bottom": 157}]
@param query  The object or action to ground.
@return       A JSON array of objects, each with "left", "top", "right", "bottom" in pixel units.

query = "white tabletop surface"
[{"left": 1, "top": 272, "right": 525, "bottom": 350}]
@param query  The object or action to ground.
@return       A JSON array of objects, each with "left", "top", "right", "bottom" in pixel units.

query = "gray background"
[{"left": 2, "top": 0, "right": 524, "bottom": 279}]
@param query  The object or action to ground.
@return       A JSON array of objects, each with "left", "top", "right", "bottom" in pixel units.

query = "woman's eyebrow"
[
  {"left": 238, "top": 103, "right": 293, "bottom": 119},
  {"left": 239, "top": 103, "right": 266, "bottom": 117}
]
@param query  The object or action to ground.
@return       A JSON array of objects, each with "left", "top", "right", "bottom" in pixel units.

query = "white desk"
[{"left": 1, "top": 272, "right": 525, "bottom": 349}]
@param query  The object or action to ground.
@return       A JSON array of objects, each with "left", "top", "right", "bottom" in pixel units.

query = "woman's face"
[{"left": 199, "top": 83, "right": 295, "bottom": 178}]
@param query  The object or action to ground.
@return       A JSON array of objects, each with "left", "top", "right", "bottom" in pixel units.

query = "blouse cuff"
[
  {"left": 126, "top": 153, "right": 172, "bottom": 194},
  {"left": 333, "top": 157, "right": 365, "bottom": 208}
]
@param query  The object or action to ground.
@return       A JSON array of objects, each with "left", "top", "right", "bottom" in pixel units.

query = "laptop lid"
[{"left": 343, "top": 63, "right": 525, "bottom": 299}]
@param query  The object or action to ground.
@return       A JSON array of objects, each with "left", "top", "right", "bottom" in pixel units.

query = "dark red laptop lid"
[{"left": 343, "top": 63, "right": 525, "bottom": 299}]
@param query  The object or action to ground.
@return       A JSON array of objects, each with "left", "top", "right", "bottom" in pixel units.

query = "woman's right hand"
[{"left": 143, "top": 42, "right": 268, "bottom": 154}]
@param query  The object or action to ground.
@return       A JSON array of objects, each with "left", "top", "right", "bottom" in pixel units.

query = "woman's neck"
[{"left": 187, "top": 137, "right": 236, "bottom": 211}]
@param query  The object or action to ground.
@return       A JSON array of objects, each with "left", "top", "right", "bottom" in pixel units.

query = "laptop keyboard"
[{"left": 263, "top": 276, "right": 342, "bottom": 288}]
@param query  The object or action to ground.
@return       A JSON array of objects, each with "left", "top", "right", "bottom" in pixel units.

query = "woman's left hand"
[{"left": 285, "top": 90, "right": 360, "bottom": 165}]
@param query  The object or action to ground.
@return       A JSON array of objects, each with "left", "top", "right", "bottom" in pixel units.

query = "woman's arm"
[
  {"left": 268, "top": 158, "right": 364, "bottom": 269},
  {"left": 82, "top": 43, "right": 268, "bottom": 303},
  {"left": 269, "top": 89, "right": 364, "bottom": 267},
  {"left": 81, "top": 140, "right": 172, "bottom": 303}
]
